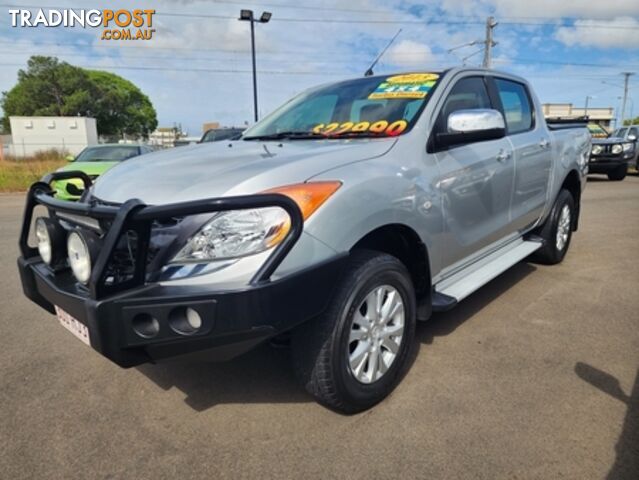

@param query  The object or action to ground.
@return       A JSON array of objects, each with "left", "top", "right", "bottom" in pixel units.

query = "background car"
[
  {"left": 199, "top": 127, "right": 245, "bottom": 143},
  {"left": 609, "top": 126, "right": 639, "bottom": 169},
  {"left": 589, "top": 132, "right": 636, "bottom": 181},
  {"left": 53, "top": 144, "right": 153, "bottom": 200}
]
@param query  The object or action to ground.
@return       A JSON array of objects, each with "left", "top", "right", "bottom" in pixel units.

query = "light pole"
[
  {"left": 239, "top": 9, "right": 271, "bottom": 123},
  {"left": 584, "top": 95, "right": 594, "bottom": 117}
]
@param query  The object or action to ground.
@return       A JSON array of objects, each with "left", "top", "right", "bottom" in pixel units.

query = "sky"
[{"left": 1, "top": 0, "right": 639, "bottom": 135}]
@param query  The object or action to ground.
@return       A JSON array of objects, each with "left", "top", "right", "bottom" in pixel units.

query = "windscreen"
[
  {"left": 244, "top": 73, "right": 440, "bottom": 139},
  {"left": 75, "top": 146, "right": 140, "bottom": 162}
]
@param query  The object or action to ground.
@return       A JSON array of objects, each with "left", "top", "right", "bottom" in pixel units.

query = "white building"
[
  {"left": 9, "top": 116, "right": 98, "bottom": 157},
  {"left": 541, "top": 104, "right": 615, "bottom": 128}
]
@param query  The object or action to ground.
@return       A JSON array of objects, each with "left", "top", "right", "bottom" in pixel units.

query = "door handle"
[
  {"left": 539, "top": 138, "right": 550, "bottom": 149},
  {"left": 496, "top": 149, "right": 512, "bottom": 162}
]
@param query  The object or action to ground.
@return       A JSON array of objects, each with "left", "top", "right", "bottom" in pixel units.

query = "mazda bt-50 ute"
[{"left": 18, "top": 68, "right": 590, "bottom": 413}]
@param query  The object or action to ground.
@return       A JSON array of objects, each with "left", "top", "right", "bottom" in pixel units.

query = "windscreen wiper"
[
  {"left": 332, "top": 131, "right": 389, "bottom": 139},
  {"left": 242, "top": 131, "right": 327, "bottom": 141}
]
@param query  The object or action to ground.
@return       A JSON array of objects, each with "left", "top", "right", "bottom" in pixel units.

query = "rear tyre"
[
  {"left": 291, "top": 250, "right": 416, "bottom": 414},
  {"left": 607, "top": 164, "right": 627, "bottom": 181},
  {"left": 529, "top": 189, "right": 575, "bottom": 265}
]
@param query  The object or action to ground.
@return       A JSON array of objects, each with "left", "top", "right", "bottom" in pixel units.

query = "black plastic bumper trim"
[{"left": 18, "top": 253, "right": 349, "bottom": 367}]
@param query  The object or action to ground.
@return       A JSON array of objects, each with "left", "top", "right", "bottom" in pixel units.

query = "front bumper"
[
  {"left": 588, "top": 155, "right": 632, "bottom": 173},
  {"left": 18, "top": 254, "right": 346, "bottom": 367},
  {"left": 18, "top": 172, "right": 344, "bottom": 367}
]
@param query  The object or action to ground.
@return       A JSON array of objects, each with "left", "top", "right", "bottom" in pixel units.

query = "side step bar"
[{"left": 432, "top": 238, "right": 542, "bottom": 308}]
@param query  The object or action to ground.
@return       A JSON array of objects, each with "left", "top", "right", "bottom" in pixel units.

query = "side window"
[
  {"left": 629, "top": 127, "right": 638, "bottom": 138},
  {"left": 437, "top": 77, "right": 492, "bottom": 131},
  {"left": 494, "top": 78, "right": 533, "bottom": 134}
]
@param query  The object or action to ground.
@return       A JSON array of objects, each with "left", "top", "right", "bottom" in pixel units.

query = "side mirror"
[
  {"left": 628, "top": 134, "right": 637, "bottom": 141},
  {"left": 436, "top": 109, "right": 506, "bottom": 148},
  {"left": 65, "top": 154, "right": 75, "bottom": 162}
]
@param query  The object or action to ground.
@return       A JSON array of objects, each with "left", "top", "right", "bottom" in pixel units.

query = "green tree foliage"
[
  {"left": 1, "top": 56, "right": 158, "bottom": 138},
  {"left": 87, "top": 70, "right": 158, "bottom": 138},
  {"left": 623, "top": 116, "right": 639, "bottom": 126}
]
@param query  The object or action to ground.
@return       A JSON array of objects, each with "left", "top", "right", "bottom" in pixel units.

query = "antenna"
[{"left": 364, "top": 29, "right": 402, "bottom": 77}]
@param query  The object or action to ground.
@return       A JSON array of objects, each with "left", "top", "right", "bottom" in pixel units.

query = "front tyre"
[
  {"left": 529, "top": 189, "right": 575, "bottom": 265},
  {"left": 292, "top": 250, "right": 416, "bottom": 414}
]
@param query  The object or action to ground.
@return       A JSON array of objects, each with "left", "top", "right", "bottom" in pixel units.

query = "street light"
[
  {"left": 585, "top": 95, "right": 595, "bottom": 117},
  {"left": 239, "top": 9, "right": 271, "bottom": 123}
]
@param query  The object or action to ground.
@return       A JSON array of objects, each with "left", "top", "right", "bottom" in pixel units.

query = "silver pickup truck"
[{"left": 18, "top": 68, "right": 590, "bottom": 413}]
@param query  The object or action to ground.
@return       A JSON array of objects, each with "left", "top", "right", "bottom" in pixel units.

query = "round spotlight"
[
  {"left": 168, "top": 307, "right": 202, "bottom": 335},
  {"left": 186, "top": 308, "right": 202, "bottom": 330},
  {"left": 611, "top": 144, "right": 623, "bottom": 155},
  {"left": 67, "top": 231, "right": 92, "bottom": 284},
  {"left": 35, "top": 217, "right": 53, "bottom": 264},
  {"left": 132, "top": 313, "right": 160, "bottom": 338}
]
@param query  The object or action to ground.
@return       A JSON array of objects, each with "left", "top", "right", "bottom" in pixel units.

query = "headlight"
[
  {"left": 611, "top": 144, "right": 623, "bottom": 154},
  {"left": 172, "top": 181, "right": 341, "bottom": 264},
  {"left": 67, "top": 231, "right": 92, "bottom": 283},
  {"left": 591, "top": 145, "right": 603, "bottom": 155},
  {"left": 622, "top": 142, "right": 634, "bottom": 152},
  {"left": 172, "top": 207, "right": 291, "bottom": 262},
  {"left": 35, "top": 217, "right": 53, "bottom": 264}
]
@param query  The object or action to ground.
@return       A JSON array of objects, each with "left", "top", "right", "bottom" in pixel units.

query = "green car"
[{"left": 54, "top": 144, "right": 154, "bottom": 200}]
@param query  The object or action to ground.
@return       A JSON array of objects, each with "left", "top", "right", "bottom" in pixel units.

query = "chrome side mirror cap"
[
  {"left": 447, "top": 108, "right": 506, "bottom": 134},
  {"left": 434, "top": 109, "right": 506, "bottom": 149}
]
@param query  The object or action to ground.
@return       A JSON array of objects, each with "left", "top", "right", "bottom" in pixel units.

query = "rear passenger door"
[
  {"left": 491, "top": 77, "right": 552, "bottom": 231},
  {"left": 432, "top": 76, "right": 515, "bottom": 269}
]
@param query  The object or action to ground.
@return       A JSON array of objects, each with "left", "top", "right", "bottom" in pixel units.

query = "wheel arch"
[
  {"left": 350, "top": 223, "right": 430, "bottom": 300},
  {"left": 560, "top": 169, "right": 582, "bottom": 231}
]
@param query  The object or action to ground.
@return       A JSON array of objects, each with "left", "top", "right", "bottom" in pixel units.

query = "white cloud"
[
  {"left": 491, "top": 0, "right": 639, "bottom": 19},
  {"left": 555, "top": 17, "right": 639, "bottom": 48},
  {"left": 385, "top": 39, "right": 437, "bottom": 67}
]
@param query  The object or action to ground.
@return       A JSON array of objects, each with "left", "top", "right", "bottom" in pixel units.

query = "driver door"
[{"left": 432, "top": 76, "right": 516, "bottom": 270}]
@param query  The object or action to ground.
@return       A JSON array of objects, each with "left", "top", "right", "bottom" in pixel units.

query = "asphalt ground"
[{"left": 0, "top": 175, "right": 637, "bottom": 479}]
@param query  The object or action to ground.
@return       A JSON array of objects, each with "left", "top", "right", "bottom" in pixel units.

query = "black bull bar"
[{"left": 19, "top": 171, "right": 304, "bottom": 300}]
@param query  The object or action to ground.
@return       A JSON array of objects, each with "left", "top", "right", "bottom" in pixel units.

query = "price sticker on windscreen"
[{"left": 368, "top": 73, "right": 439, "bottom": 100}]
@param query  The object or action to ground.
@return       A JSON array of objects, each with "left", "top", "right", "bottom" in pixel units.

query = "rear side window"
[
  {"left": 494, "top": 79, "right": 533, "bottom": 134},
  {"left": 437, "top": 76, "right": 492, "bottom": 130}
]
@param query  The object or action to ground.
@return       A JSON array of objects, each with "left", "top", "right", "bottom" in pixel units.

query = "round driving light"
[
  {"left": 611, "top": 144, "right": 623, "bottom": 155},
  {"left": 67, "top": 231, "right": 92, "bottom": 284},
  {"left": 168, "top": 307, "right": 202, "bottom": 335},
  {"left": 132, "top": 313, "right": 160, "bottom": 338},
  {"left": 186, "top": 308, "right": 202, "bottom": 330},
  {"left": 35, "top": 217, "right": 53, "bottom": 264},
  {"left": 591, "top": 145, "right": 603, "bottom": 155}
]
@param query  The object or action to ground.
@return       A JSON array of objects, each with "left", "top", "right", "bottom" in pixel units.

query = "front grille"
[{"left": 102, "top": 218, "right": 182, "bottom": 286}]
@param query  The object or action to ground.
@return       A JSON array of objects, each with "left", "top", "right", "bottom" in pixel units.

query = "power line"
[
  {"left": 0, "top": 62, "right": 349, "bottom": 76},
  {"left": 0, "top": 61, "right": 629, "bottom": 81},
  {"left": 3, "top": 46, "right": 639, "bottom": 71}
]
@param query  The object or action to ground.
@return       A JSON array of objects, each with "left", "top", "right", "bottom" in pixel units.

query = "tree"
[
  {"left": 1, "top": 56, "right": 158, "bottom": 138},
  {"left": 623, "top": 116, "right": 639, "bottom": 126},
  {"left": 1, "top": 56, "right": 94, "bottom": 130}
]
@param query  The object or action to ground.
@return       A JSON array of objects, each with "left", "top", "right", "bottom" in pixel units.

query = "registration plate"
[{"left": 55, "top": 306, "right": 90, "bottom": 346}]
